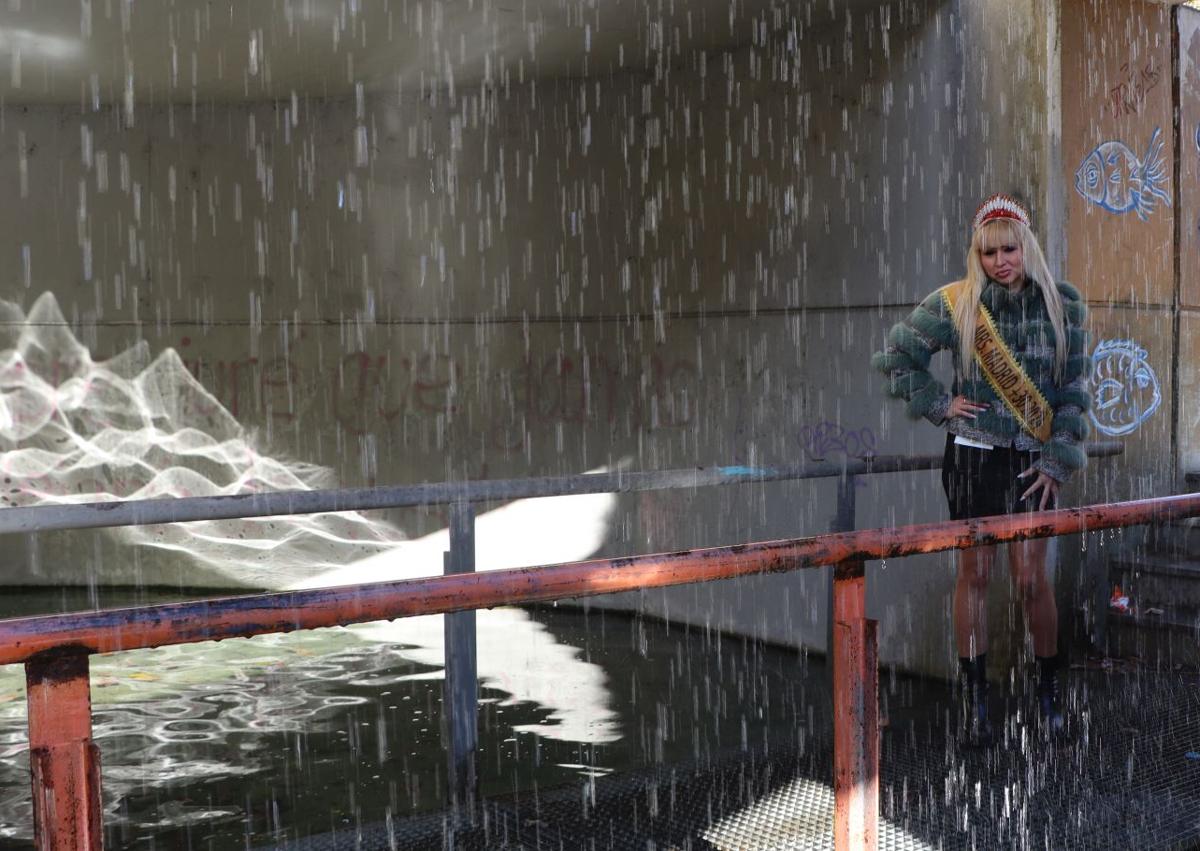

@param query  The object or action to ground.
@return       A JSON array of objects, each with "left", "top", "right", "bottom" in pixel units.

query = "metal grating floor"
[{"left": 264, "top": 668, "right": 1200, "bottom": 850}]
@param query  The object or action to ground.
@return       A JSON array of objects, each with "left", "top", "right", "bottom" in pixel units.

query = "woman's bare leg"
[
  {"left": 1008, "top": 537, "right": 1057, "bottom": 657},
  {"left": 1009, "top": 536, "right": 1064, "bottom": 730},
  {"left": 954, "top": 545, "right": 996, "bottom": 657}
]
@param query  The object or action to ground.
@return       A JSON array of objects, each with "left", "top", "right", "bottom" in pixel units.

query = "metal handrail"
[
  {"left": 0, "top": 486, "right": 1184, "bottom": 667},
  {"left": 0, "top": 441, "right": 1123, "bottom": 535},
  {"left": 0, "top": 456, "right": 930, "bottom": 534}
]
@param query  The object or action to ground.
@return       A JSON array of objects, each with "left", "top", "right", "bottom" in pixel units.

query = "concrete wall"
[{"left": 0, "top": 0, "right": 1121, "bottom": 678}]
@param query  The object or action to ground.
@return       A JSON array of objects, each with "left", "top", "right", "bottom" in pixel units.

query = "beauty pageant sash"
[{"left": 941, "top": 282, "right": 1053, "bottom": 444}]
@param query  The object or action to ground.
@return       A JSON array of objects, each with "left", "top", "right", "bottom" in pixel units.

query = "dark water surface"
[{"left": 0, "top": 588, "right": 938, "bottom": 849}]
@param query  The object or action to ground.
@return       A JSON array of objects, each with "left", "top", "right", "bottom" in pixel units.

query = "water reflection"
[
  {"left": 292, "top": 486, "right": 624, "bottom": 745},
  {"left": 0, "top": 605, "right": 835, "bottom": 847}
]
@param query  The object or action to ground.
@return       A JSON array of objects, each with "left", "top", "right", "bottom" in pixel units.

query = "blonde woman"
[{"left": 872, "top": 194, "right": 1090, "bottom": 746}]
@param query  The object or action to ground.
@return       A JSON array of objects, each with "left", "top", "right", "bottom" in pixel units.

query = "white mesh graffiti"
[{"left": 0, "top": 293, "right": 406, "bottom": 587}]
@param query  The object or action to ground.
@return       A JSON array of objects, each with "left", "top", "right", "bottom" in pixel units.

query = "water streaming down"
[{"left": 0, "top": 0, "right": 1197, "bottom": 847}]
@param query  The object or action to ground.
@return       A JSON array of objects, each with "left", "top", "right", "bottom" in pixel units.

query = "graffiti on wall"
[
  {"left": 169, "top": 337, "right": 836, "bottom": 466},
  {"left": 174, "top": 340, "right": 704, "bottom": 451},
  {"left": 1104, "top": 56, "right": 1163, "bottom": 118},
  {"left": 797, "top": 421, "right": 877, "bottom": 460},
  {"left": 1074, "top": 127, "right": 1171, "bottom": 221},
  {"left": 1088, "top": 339, "right": 1161, "bottom": 437}
]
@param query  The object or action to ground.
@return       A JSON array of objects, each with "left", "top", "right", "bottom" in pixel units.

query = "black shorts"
[{"left": 941, "top": 433, "right": 1054, "bottom": 520}]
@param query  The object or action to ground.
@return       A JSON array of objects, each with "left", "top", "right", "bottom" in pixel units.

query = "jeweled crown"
[{"left": 972, "top": 193, "right": 1031, "bottom": 231}]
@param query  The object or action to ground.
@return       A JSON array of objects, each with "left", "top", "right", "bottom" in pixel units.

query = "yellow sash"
[{"left": 941, "top": 282, "right": 1053, "bottom": 444}]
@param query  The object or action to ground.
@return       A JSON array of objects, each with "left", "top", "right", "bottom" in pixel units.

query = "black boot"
[
  {"left": 1036, "top": 653, "right": 1065, "bottom": 736},
  {"left": 958, "top": 654, "right": 994, "bottom": 748}
]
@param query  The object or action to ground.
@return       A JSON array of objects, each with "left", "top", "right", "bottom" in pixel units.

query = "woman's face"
[{"left": 978, "top": 238, "right": 1026, "bottom": 288}]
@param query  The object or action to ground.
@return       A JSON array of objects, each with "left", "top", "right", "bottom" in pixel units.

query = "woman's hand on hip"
[
  {"left": 1019, "top": 467, "right": 1059, "bottom": 511},
  {"left": 949, "top": 396, "right": 989, "bottom": 419}
]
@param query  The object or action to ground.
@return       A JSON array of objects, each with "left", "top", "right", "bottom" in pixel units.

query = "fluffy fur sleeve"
[
  {"left": 871, "top": 289, "right": 957, "bottom": 423},
  {"left": 1035, "top": 282, "right": 1091, "bottom": 483}
]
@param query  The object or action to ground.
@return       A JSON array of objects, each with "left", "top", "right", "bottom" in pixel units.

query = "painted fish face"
[
  {"left": 1073, "top": 128, "right": 1170, "bottom": 221},
  {"left": 1089, "top": 339, "right": 1161, "bottom": 437},
  {"left": 1074, "top": 149, "right": 1108, "bottom": 205},
  {"left": 1074, "top": 143, "right": 1138, "bottom": 213}
]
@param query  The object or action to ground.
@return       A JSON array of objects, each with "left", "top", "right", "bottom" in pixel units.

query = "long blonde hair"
[{"left": 951, "top": 217, "right": 1067, "bottom": 382}]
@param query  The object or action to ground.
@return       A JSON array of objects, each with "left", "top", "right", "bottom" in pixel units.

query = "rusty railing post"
[
  {"left": 443, "top": 500, "right": 478, "bottom": 816},
  {"left": 25, "top": 648, "right": 102, "bottom": 850},
  {"left": 833, "top": 561, "right": 879, "bottom": 851},
  {"left": 831, "top": 469, "right": 879, "bottom": 851}
]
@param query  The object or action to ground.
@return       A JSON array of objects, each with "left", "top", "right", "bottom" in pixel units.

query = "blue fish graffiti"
[
  {"left": 1074, "top": 127, "right": 1171, "bottom": 221},
  {"left": 1088, "top": 339, "right": 1161, "bottom": 437}
]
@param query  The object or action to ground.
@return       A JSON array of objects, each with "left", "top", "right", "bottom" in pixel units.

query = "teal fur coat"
[{"left": 871, "top": 280, "right": 1091, "bottom": 483}]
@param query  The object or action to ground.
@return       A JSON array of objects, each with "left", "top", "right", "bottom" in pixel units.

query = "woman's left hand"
[{"left": 1019, "top": 467, "right": 1059, "bottom": 511}]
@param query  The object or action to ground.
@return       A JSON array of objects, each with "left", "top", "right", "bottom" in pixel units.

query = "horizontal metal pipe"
[
  {"left": 0, "top": 442, "right": 1122, "bottom": 536},
  {"left": 0, "top": 482, "right": 1183, "bottom": 667}
]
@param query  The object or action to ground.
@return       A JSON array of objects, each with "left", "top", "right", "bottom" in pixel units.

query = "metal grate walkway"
[{"left": 262, "top": 666, "right": 1200, "bottom": 850}]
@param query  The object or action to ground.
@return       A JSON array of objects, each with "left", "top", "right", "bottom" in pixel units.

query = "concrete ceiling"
[{"left": 0, "top": 0, "right": 895, "bottom": 105}]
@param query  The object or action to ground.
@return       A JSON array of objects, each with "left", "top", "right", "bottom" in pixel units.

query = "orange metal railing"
[
  {"left": 4, "top": 489, "right": 1198, "bottom": 849},
  {"left": 3, "top": 490, "right": 1187, "bottom": 665}
]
